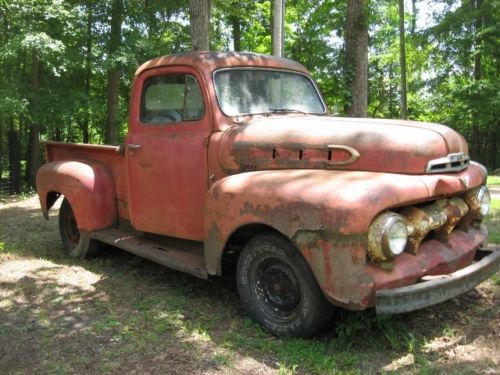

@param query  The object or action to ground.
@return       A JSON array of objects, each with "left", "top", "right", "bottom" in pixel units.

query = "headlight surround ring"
[
  {"left": 477, "top": 186, "right": 491, "bottom": 217},
  {"left": 368, "top": 212, "right": 409, "bottom": 262}
]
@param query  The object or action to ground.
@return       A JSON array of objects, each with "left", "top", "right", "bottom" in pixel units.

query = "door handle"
[{"left": 128, "top": 144, "right": 142, "bottom": 150}]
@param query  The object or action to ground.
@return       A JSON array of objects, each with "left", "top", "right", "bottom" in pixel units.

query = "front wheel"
[
  {"left": 58, "top": 198, "right": 98, "bottom": 259},
  {"left": 236, "top": 234, "right": 333, "bottom": 337}
]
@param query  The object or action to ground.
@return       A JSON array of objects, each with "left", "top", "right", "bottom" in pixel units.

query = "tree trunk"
[
  {"left": 231, "top": 16, "right": 241, "bottom": 51},
  {"left": 0, "top": 120, "right": 3, "bottom": 181},
  {"left": 272, "top": 0, "right": 284, "bottom": 57},
  {"left": 470, "top": 0, "right": 482, "bottom": 161},
  {"left": 0, "top": 18, "right": 6, "bottom": 181},
  {"left": 83, "top": 0, "right": 93, "bottom": 144},
  {"left": 398, "top": 0, "right": 408, "bottom": 119},
  {"left": 388, "top": 64, "right": 394, "bottom": 116},
  {"left": 54, "top": 128, "right": 62, "bottom": 142},
  {"left": 105, "top": 0, "right": 122, "bottom": 145},
  {"left": 411, "top": 0, "right": 417, "bottom": 34},
  {"left": 8, "top": 129, "right": 21, "bottom": 194},
  {"left": 26, "top": 49, "right": 41, "bottom": 188},
  {"left": 488, "top": 127, "right": 497, "bottom": 169},
  {"left": 26, "top": 124, "right": 40, "bottom": 188},
  {"left": 145, "top": 0, "right": 157, "bottom": 39},
  {"left": 189, "top": 0, "right": 211, "bottom": 51},
  {"left": 345, "top": 0, "right": 369, "bottom": 117}
]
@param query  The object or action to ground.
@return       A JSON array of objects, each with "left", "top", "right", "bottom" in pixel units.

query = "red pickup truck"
[{"left": 37, "top": 52, "right": 499, "bottom": 337}]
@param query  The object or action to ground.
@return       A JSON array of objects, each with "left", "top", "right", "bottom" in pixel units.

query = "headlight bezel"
[
  {"left": 368, "top": 211, "right": 410, "bottom": 262},
  {"left": 476, "top": 185, "right": 491, "bottom": 217},
  {"left": 382, "top": 216, "right": 409, "bottom": 257}
]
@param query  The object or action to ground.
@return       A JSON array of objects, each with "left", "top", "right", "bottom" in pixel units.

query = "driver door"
[{"left": 126, "top": 66, "right": 210, "bottom": 241}]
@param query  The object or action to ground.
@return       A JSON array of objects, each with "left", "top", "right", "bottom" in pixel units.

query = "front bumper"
[{"left": 376, "top": 247, "right": 500, "bottom": 314}]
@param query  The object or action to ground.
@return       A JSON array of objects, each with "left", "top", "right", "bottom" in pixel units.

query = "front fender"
[
  {"left": 36, "top": 160, "right": 117, "bottom": 231},
  {"left": 204, "top": 170, "right": 427, "bottom": 270},
  {"left": 203, "top": 168, "right": 485, "bottom": 307}
]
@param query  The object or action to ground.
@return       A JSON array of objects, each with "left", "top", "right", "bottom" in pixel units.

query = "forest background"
[{"left": 0, "top": 0, "right": 498, "bottom": 194}]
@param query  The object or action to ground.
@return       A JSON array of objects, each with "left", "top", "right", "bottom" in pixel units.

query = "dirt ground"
[{"left": 0, "top": 196, "right": 499, "bottom": 374}]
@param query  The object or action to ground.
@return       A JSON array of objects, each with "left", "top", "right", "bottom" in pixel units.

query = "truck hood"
[{"left": 218, "top": 116, "right": 469, "bottom": 175}]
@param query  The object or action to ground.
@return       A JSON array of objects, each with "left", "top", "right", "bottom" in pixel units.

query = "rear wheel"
[
  {"left": 59, "top": 198, "right": 97, "bottom": 259},
  {"left": 236, "top": 234, "right": 333, "bottom": 337}
]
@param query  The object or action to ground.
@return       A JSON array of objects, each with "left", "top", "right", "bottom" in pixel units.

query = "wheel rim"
[
  {"left": 64, "top": 207, "right": 80, "bottom": 247},
  {"left": 253, "top": 257, "right": 302, "bottom": 321}
]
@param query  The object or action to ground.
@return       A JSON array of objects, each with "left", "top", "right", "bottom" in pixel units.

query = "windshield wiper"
[{"left": 267, "top": 108, "right": 310, "bottom": 115}]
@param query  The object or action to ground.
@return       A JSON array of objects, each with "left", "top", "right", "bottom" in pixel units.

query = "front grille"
[
  {"left": 401, "top": 196, "right": 470, "bottom": 254},
  {"left": 426, "top": 153, "right": 470, "bottom": 173}
]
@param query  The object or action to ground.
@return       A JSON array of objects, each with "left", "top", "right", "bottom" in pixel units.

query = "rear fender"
[{"left": 36, "top": 160, "right": 117, "bottom": 231}]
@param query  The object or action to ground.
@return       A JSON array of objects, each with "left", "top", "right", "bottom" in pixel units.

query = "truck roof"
[{"left": 135, "top": 51, "right": 309, "bottom": 77}]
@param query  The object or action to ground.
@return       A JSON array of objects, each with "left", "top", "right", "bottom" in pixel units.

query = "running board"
[{"left": 91, "top": 229, "right": 208, "bottom": 279}]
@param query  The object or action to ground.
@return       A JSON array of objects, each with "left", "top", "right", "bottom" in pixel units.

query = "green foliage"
[{"left": 0, "top": 0, "right": 498, "bottom": 187}]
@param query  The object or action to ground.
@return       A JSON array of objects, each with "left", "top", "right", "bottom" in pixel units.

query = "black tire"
[
  {"left": 236, "top": 234, "right": 333, "bottom": 337},
  {"left": 59, "top": 198, "right": 98, "bottom": 259}
]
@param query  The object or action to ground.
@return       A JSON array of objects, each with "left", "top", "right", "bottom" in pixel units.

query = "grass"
[
  {"left": 485, "top": 176, "right": 499, "bottom": 243},
  {"left": 0, "top": 197, "right": 499, "bottom": 374},
  {"left": 487, "top": 176, "right": 500, "bottom": 186},
  {"left": 485, "top": 198, "right": 500, "bottom": 243}
]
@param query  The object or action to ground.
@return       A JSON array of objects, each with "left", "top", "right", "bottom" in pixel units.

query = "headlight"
[
  {"left": 384, "top": 219, "right": 408, "bottom": 256},
  {"left": 368, "top": 212, "right": 409, "bottom": 262},
  {"left": 477, "top": 186, "right": 491, "bottom": 217}
]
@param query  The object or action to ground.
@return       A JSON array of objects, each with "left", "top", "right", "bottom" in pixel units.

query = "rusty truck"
[{"left": 36, "top": 52, "right": 500, "bottom": 337}]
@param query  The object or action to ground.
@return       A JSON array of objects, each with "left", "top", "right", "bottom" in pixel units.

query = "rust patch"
[
  {"left": 204, "top": 222, "right": 224, "bottom": 275},
  {"left": 402, "top": 204, "right": 447, "bottom": 254},
  {"left": 292, "top": 229, "right": 372, "bottom": 308},
  {"left": 459, "top": 187, "right": 483, "bottom": 230},
  {"left": 434, "top": 197, "right": 469, "bottom": 242}
]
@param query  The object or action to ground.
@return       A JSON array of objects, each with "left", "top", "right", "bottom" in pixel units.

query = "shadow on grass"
[{"left": 0, "top": 199, "right": 498, "bottom": 374}]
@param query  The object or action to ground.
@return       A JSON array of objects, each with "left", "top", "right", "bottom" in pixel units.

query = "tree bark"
[
  {"left": 388, "top": 63, "right": 394, "bottom": 116},
  {"left": 26, "top": 49, "right": 40, "bottom": 188},
  {"left": 345, "top": 0, "right": 369, "bottom": 118},
  {"left": 411, "top": 0, "right": 417, "bottom": 34},
  {"left": 8, "top": 129, "right": 21, "bottom": 194},
  {"left": 189, "top": 0, "right": 211, "bottom": 51},
  {"left": 272, "top": 0, "right": 284, "bottom": 57},
  {"left": 398, "top": 0, "right": 408, "bottom": 119},
  {"left": 145, "top": 0, "right": 157, "bottom": 39},
  {"left": 488, "top": 127, "right": 497, "bottom": 169},
  {"left": 26, "top": 123, "right": 40, "bottom": 188},
  {"left": 231, "top": 15, "right": 241, "bottom": 51},
  {"left": 83, "top": 0, "right": 93, "bottom": 144},
  {"left": 0, "top": 120, "right": 3, "bottom": 181},
  {"left": 0, "top": 16, "right": 6, "bottom": 181},
  {"left": 105, "top": 0, "right": 122, "bottom": 145},
  {"left": 470, "top": 0, "right": 481, "bottom": 161}
]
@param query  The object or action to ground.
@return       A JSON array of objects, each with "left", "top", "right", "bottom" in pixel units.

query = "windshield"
[{"left": 214, "top": 69, "right": 326, "bottom": 116}]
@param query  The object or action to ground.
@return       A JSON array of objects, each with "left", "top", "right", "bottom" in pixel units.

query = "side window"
[{"left": 140, "top": 74, "right": 204, "bottom": 124}]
